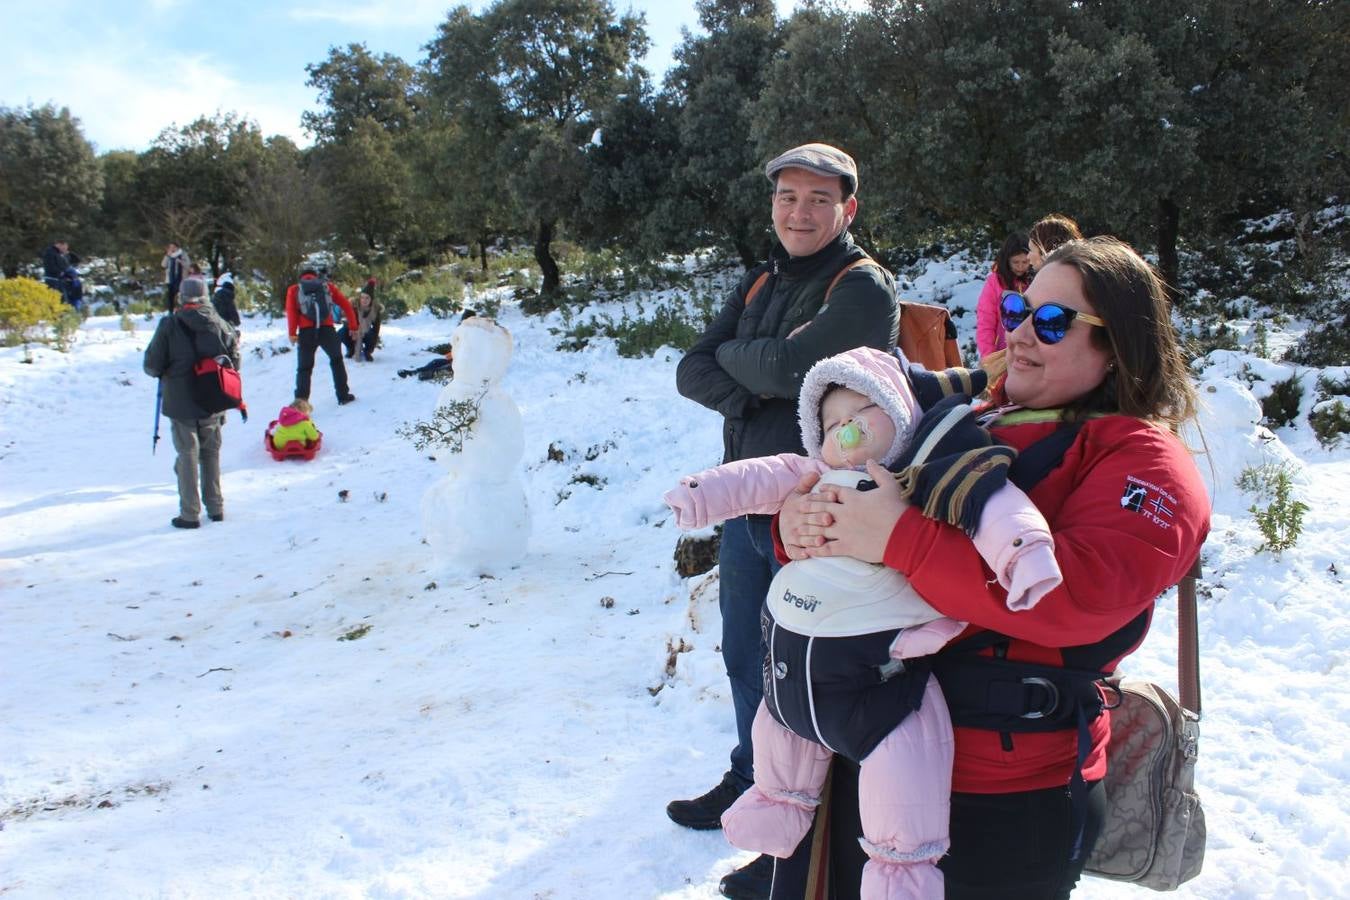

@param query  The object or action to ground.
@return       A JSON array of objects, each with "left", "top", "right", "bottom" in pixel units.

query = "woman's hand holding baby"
[{"left": 781, "top": 460, "right": 907, "bottom": 564}]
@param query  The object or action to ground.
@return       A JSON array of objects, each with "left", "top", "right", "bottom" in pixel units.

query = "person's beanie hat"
[
  {"left": 901, "top": 358, "right": 990, "bottom": 411},
  {"left": 216, "top": 272, "right": 234, "bottom": 289},
  {"left": 179, "top": 278, "right": 208, "bottom": 302},
  {"left": 764, "top": 143, "right": 858, "bottom": 196}
]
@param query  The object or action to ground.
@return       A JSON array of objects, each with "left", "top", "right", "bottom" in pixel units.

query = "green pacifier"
[{"left": 835, "top": 421, "right": 863, "bottom": 450}]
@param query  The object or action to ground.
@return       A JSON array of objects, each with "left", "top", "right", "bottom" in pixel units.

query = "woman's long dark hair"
[{"left": 994, "top": 231, "right": 1030, "bottom": 291}]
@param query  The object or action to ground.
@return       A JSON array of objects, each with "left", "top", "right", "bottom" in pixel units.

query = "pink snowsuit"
[{"left": 664, "top": 348, "right": 1061, "bottom": 899}]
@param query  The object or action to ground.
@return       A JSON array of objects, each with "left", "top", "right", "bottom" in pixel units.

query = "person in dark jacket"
[
  {"left": 666, "top": 142, "right": 899, "bottom": 900},
  {"left": 162, "top": 242, "right": 190, "bottom": 312},
  {"left": 143, "top": 277, "right": 240, "bottom": 529},
  {"left": 41, "top": 240, "right": 79, "bottom": 305},
  {"left": 41, "top": 240, "right": 70, "bottom": 280},
  {"left": 212, "top": 272, "right": 241, "bottom": 328},
  {"left": 286, "top": 267, "right": 357, "bottom": 405}
]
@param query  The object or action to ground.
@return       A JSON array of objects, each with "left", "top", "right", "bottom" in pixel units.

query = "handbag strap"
[
  {"left": 173, "top": 313, "right": 201, "bottom": 357},
  {"left": 1177, "top": 557, "right": 1202, "bottom": 717}
]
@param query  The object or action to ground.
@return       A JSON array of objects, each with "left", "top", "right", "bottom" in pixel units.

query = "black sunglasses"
[{"left": 999, "top": 291, "right": 1106, "bottom": 345}]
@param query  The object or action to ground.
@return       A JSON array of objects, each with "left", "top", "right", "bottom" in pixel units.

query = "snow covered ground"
[{"left": 2, "top": 262, "right": 1348, "bottom": 899}]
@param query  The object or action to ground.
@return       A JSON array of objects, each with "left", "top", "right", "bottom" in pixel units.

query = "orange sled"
[{"left": 264, "top": 420, "right": 323, "bottom": 461}]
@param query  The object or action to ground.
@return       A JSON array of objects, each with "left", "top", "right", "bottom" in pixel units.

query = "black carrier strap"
[
  {"left": 1008, "top": 419, "right": 1084, "bottom": 493},
  {"left": 931, "top": 419, "right": 1117, "bottom": 860}
]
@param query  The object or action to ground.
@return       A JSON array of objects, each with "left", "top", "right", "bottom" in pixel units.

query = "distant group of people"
[
  {"left": 975, "top": 214, "right": 1084, "bottom": 360},
  {"left": 665, "top": 142, "right": 1208, "bottom": 900},
  {"left": 142, "top": 250, "right": 386, "bottom": 528}
]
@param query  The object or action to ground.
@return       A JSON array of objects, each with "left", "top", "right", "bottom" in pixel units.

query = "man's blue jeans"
[{"left": 719, "top": 514, "right": 783, "bottom": 786}]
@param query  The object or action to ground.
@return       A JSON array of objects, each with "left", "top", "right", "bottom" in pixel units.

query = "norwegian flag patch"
[{"left": 1120, "top": 475, "right": 1177, "bottom": 529}]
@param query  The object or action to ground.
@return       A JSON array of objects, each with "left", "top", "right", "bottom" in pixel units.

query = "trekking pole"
[{"left": 153, "top": 379, "right": 163, "bottom": 454}]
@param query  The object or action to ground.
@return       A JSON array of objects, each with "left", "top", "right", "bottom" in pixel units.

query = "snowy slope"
[{"left": 1, "top": 269, "right": 1347, "bottom": 899}]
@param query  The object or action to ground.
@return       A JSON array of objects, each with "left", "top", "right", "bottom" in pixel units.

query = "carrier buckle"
[{"left": 1019, "top": 676, "right": 1060, "bottom": 719}]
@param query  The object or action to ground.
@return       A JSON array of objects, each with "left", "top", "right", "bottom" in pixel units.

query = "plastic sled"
[{"left": 264, "top": 420, "right": 323, "bottom": 461}]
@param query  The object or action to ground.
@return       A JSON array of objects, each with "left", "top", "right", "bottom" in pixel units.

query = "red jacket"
[
  {"left": 883, "top": 412, "right": 1210, "bottom": 793},
  {"left": 285, "top": 276, "right": 356, "bottom": 339}
]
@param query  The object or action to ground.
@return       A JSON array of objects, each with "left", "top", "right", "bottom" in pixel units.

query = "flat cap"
[{"left": 764, "top": 143, "right": 858, "bottom": 195}]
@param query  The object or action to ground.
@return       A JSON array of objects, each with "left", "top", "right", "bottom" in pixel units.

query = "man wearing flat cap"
[{"left": 668, "top": 142, "right": 899, "bottom": 898}]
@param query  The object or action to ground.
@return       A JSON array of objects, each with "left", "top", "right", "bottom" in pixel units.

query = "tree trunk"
[
  {"left": 535, "top": 218, "right": 560, "bottom": 294},
  {"left": 478, "top": 238, "right": 488, "bottom": 272},
  {"left": 1156, "top": 196, "right": 1181, "bottom": 302},
  {"left": 733, "top": 236, "right": 759, "bottom": 270}
]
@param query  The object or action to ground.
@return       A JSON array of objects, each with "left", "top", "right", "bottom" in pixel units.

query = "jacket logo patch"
[{"left": 1121, "top": 476, "right": 1176, "bottom": 529}]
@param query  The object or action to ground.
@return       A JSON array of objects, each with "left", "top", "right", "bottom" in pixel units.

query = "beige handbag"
[{"left": 1085, "top": 563, "right": 1206, "bottom": 890}]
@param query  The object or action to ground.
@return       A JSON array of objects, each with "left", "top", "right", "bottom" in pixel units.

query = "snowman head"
[{"left": 450, "top": 317, "right": 513, "bottom": 386}]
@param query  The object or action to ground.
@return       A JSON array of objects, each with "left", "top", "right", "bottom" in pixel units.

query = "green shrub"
[
  {"left": 1260, "top": 374, "right": 1304, "bottom": 428},
  {"left": 0, "top": 277, "right": 73, "bottom": 354},
  {"left": 1309, "top": 400, "right": 1350, "bottom": 449},
  {"left": 425, "top": 294, "right": 462, "bottom": 319},
  {"left": 1182, "top": 321, "right": 1241, "bottom": 362},
  {"left": 383, "top": 266, "right": 468, "bottom": 319},
  {"left": 609, "top": 301, "right": 702, "bottom": 357},
  {"left": 553, "top": 297, "right": 708, "bottom": 358},
  {"left": 1284, "top": 313, "right": 1350, "bottom": 367},
  {"left": 1238, "top": 463, "right": 1309, "bottom": 555}
]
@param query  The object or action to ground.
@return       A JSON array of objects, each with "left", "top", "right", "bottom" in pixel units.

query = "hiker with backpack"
[
  {"left": 775, "top": 237, "right": 1210, "bottom": 899},
  {"left": 143, "top": 277, "right": 240, "bottom": 529},
  {"left": 286, "top": 267, "right": 357, "bottom": 406},
  {"left": 668, "top": 142, "right": 899, "bottom": 900}
]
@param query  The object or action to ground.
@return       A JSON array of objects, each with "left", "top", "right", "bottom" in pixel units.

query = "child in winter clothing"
[
  {"left": 270, "top": 398, "right": 320, "bottom": 451},
  {"left": 664, "top": 347, "right": 1062, "bottom": 899}
]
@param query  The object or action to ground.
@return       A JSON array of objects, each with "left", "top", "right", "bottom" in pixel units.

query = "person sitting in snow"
[
  {"left": 397, "top": 309, "right": 476, "bottom": 380},
  {"left": 342, "top": 290, "right": 381, "bottom": 361},
  {"left": 664, "top": 347, "right": 1062, "bottom": 898},
  {"left": 268, "top": 398, "right": 321, "bottom": 452}
]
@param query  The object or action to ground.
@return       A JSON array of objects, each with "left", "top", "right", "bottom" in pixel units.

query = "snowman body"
[{"left": 420, "top": 318, "right": 531, "bottom": 573}]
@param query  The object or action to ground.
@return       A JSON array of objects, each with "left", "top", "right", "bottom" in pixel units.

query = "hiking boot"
[
  {"left": 171, "top": 516, "right": 200, "bottom": 529},
  {"left": 338, "top": 393, "right": 357, "bottom": 405},
  {"left": 719, "top": 854, "right": 774, "bottom": 900},
  {"left": 666, "top": 771, "right": 747, "bottom": 830},
  {"left": 208, "top": 512, "right": 224, "bottom": 522}
]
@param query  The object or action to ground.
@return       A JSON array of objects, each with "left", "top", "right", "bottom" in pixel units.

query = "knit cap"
[{"left": 180, "top": 278, "right": 208, "bottom": 302}]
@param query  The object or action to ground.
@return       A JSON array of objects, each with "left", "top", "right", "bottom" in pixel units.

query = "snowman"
[{"left": 419, "top": 317, "right": 531, "bottom": 574}]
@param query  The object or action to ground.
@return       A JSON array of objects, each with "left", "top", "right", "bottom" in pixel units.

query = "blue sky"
[{"left": 0, "top": 0, "right": 858, "bottom": 154}]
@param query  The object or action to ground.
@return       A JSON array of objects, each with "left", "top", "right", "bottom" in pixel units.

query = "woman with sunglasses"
[
  {"left": 775, "top": 237, "right": 1210, "bottom": 899},
  {"left": 975, "top": 232, "right": 1033, "bottom": 360}
]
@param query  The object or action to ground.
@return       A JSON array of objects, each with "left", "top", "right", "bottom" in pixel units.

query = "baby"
[
  {"left": 269, "top": 398, "right": 320, "bottom": 451},
  {"left": 665, "top": 347, "right": 1060, "bottom": 898}
]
